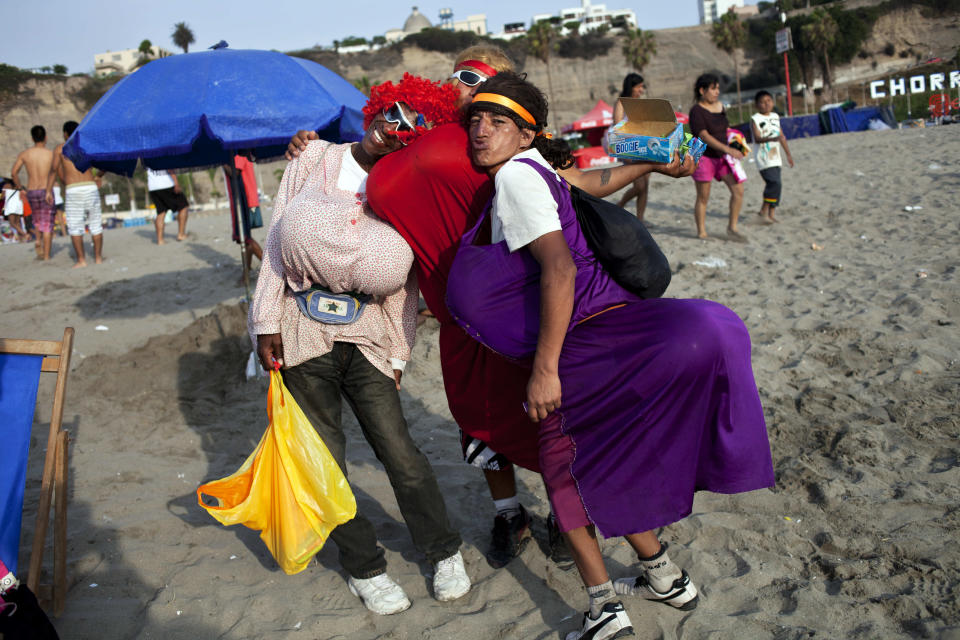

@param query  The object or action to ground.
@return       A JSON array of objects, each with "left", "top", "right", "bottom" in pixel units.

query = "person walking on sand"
[
  {"left": 613, "top": 73, "right": 652, "bottom": 222},
  {"left": 10, "top": 125, "right": 56, "bottom": 259},
  {"left": 51, "top": 121, "right": 105, "bottom": 267},
  {"left": 688, "top": 73, "right": 748, "bottom": 242},
  {"left": 750, "top": 91, "right": 794, "bottom": 224},
  {"left": 147, "top": 168, "right": 189, "bottom": 244}
]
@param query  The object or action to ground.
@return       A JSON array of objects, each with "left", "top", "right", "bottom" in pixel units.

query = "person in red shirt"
[
  {"left": 287, "top": 46, "right": 695, "bottom": 569},
  {"left": 224, "top": 153, "right": 264, "bottom": 274}
]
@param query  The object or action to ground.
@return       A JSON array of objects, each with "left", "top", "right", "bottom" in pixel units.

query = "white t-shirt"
[
  {"left": 751, "top": 112, "right": 782, "bottom": 170},
  {"left": 147, "top": 168, "right": 175, "bottom": 192},
  {"left": 491, "top": 148, "right": 562, "bottom": 251},
  {"left": 3, "top": 189, "right": 23, "bottom": 215},
  {"left": 336, "top": 146, "right": 368, "bottom": 195}
]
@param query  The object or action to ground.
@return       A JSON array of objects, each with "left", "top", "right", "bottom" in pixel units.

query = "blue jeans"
[{"left": 281, "top": 342, "right": 461, "bottom": 578}]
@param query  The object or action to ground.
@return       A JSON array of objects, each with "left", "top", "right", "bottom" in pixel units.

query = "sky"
[{"left": 2, "top": 0, "right": 757, "bottom": 75}]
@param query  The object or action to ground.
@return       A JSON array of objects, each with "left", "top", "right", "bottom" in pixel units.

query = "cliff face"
[
  {"left": 1, "top": 5, "right": 955, "bottom": 186},
  {"left": 1, "top": 76, "right": 89, "bottom": 178}
]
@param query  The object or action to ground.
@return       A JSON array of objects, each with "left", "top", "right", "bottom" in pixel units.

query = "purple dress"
[{"left": 446, "top": 157, "right": 775, "bottom": 536}]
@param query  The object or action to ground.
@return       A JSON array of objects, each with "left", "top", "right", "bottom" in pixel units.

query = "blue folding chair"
[{"left": 0, "top": 328, "right": 73, "bottom": 616}]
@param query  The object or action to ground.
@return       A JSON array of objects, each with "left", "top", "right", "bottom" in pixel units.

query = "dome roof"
[{"left": 403, "top": 6, "right": 432, "bottom": 33}]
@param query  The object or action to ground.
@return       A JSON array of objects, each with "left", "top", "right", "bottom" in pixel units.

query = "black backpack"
[{"left": 569, "top": 184, "right": 671, "bottom": 299}]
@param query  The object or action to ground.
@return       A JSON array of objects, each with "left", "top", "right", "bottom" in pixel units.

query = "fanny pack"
[{"left": 293, "top": 285, "right": 371, "bottom": 325}]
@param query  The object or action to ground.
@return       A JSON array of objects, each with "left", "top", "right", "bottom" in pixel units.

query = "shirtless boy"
[
  {"left": 11, "top": 125, "right": 55, "bottom": 259},
  {"left": 51, "top": 121, "right": 104, "bottom": 267}
]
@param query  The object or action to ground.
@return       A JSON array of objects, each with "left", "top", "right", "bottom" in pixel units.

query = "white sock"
[
  {"left": 587, "top": 580, "right": 616, "bottom": 617},
  {"left": 639, "top": 544, "right": 683, "bottom": 593},
  {"left": 493, "top": 496, "right": 520, "bottom": 519}
]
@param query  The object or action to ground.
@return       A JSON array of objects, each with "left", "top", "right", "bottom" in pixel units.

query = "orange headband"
[
  {"left": 472, "top": 93, "right": 553, "bottom": 138},
  {"left": 473, "top": 92, "right": 536, "bottom": 125}
]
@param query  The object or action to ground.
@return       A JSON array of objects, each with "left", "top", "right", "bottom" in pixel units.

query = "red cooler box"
[{"left": 572, "top": 145, "right": 615, "bottom": 169}]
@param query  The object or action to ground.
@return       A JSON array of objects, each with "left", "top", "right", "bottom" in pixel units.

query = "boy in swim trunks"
[{"left": 10, "top": 125, "right": 55, "bottom": 260}]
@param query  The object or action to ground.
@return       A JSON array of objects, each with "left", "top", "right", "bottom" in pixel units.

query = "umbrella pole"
[{"left": 230, "top": 167, "right": 251, "bottom": 300}]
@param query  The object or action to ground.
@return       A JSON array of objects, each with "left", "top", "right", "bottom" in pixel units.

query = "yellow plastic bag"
[{"left": 197, "top": 370, "right": 356, "bottom": 574}]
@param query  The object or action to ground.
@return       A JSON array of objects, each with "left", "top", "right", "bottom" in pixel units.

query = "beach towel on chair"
[
  {"left": 0, "top": 354, "right": 43, "bottom": 575},
  {"left": 197, "top": 370, "right": 356, "bottom": 574}
]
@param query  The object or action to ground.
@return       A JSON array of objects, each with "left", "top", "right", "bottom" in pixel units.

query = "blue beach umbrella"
[{"left": 64, "top": 47, "right": 366, "bottom": 175}]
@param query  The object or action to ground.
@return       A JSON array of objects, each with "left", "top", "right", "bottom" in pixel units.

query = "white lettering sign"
[{"left": 869, "top": 70, "right": 959, "bottom": 99}]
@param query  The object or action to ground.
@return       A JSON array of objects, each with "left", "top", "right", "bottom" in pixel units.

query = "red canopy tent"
[
  {"left": 562, "top": 100, "right": 616, "bottom": 169},
  {"left": 562, "top": 99, "right": 614, "bottom": 146}
]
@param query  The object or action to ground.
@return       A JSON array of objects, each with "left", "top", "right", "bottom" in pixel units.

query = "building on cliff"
[
  {"left": 94, "top": 46, "right": 173, "bottom": 77},
  {"left": 699, "top": 0, "right": 746, "bottom": 24},
  {"left": 493, "top": 0, "right": 636, "bottom": 39}
]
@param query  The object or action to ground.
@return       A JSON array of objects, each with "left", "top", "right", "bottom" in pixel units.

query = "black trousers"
[
  {"left": 759, "top": 166, "right": 782, "bottom": 207},
  {"left": 281, "top": 342, "right": 461, "bottom": 578}
]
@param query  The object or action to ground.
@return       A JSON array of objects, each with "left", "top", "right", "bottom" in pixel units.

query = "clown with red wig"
[{"left": 248, "top": 74, "right": 471, "bottom": 615}]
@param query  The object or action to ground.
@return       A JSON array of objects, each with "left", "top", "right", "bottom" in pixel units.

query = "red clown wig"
[{"left": 362, "top": 73, "right": 460, "bottom": 144}]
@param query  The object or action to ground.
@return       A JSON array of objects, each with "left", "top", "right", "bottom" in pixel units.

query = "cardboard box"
[{"left": 606, "top": 98, "right": 684, "bottom": 163}]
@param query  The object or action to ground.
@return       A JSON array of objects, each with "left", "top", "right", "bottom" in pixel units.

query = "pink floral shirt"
[{"left": 249, "top": 141, "right": 418, "bottom": 378}]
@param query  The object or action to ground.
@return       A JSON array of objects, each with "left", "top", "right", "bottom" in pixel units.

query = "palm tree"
[
  {"left": 802, "top": 8, "right": 839, "bottom": 101},
  {"left": 137, "top": 39, "right": 153, "bottom": 67},
  {"left": 526, "top": 20, "right": 559, "bottom": 128},
  {"left": 711, "top": 7, "right": 746, "bottom": 121},
  {"left": 621, "top": 28, "right": 657, "bottom": 73},
  {"left": 171, "top": 22, "right": 195, "bottom": 53}
]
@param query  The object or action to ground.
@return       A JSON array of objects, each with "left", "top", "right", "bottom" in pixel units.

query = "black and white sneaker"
[
  {"left": 485, "top": 505, "right": 532, "bottom": 568},
  {"left": 613, "top": 569, "right": 699, "bottom": 610},
  {"left": 546, "top": 513, "right": 575, "bottom": 571},
  {"left": 564, "top": 601, "right": 634, "bottom": 640}
]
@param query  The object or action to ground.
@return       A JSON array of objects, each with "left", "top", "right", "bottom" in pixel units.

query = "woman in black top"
[{"left": 688, "top": 73, "right": 747, "bottom": 241}]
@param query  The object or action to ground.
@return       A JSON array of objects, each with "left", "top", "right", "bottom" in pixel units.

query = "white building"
[
  {"left": 496, "top": 0, "right": 636, "bottom": 38},
  {"left": 93, "top": 46, "right": 173, "bottom": 77},
  {"left": 558, "top": 0, "right": 636, "bottom": 32},
  {"left": 699, "top": 0, "right": 744, "bottom": 24}
]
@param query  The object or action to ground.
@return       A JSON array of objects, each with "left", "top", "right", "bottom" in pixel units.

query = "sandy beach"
[{"left": 2, "top": 124, "right": 958, "bottom": 639}]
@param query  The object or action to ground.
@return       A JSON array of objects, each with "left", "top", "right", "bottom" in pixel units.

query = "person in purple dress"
[{"left": 446, "top": 72, "right": 776, "bottom": 640}]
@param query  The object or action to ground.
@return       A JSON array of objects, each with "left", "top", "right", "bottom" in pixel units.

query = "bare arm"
[
  {"left": 48, "top": 149, "right": 63, "bottom": 192},
  {"left": 779, "top": 133, "right": 794, "bottom": 167},
  {"left": 525, "top": 230, "right": 576, "bottom": 422},
  {"left": 170, "top": 171, "right": 182, "bottom": 193},
  {"left": 559, "top": 152, "right": 695, "bottom": 198},
  {"left": 612, "top": 101, "right": 625, "bottom": 124},
  {"left": 696, "top": 128, "right": 743, "bottom": 160},
  {"left": 10, "top": 155, "right": 24, "bottom": 190}
]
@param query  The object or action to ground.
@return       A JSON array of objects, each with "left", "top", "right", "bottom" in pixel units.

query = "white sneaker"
[
  {"left": 564, "top": 601, "right": 634, "bottom": 640},
  {"left": 432, "top": 551, "right": 471, "bottom": 601},
  {"left": 613, "top": 569, "right": 699, "bottom": 610},
  {"left": 347, "top": 573, "right": 411, "bottom": 615}
]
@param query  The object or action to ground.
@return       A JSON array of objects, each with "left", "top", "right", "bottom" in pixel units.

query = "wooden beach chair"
[{"left": 0, "top": 328, "right": 73, "bottom": 616}]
